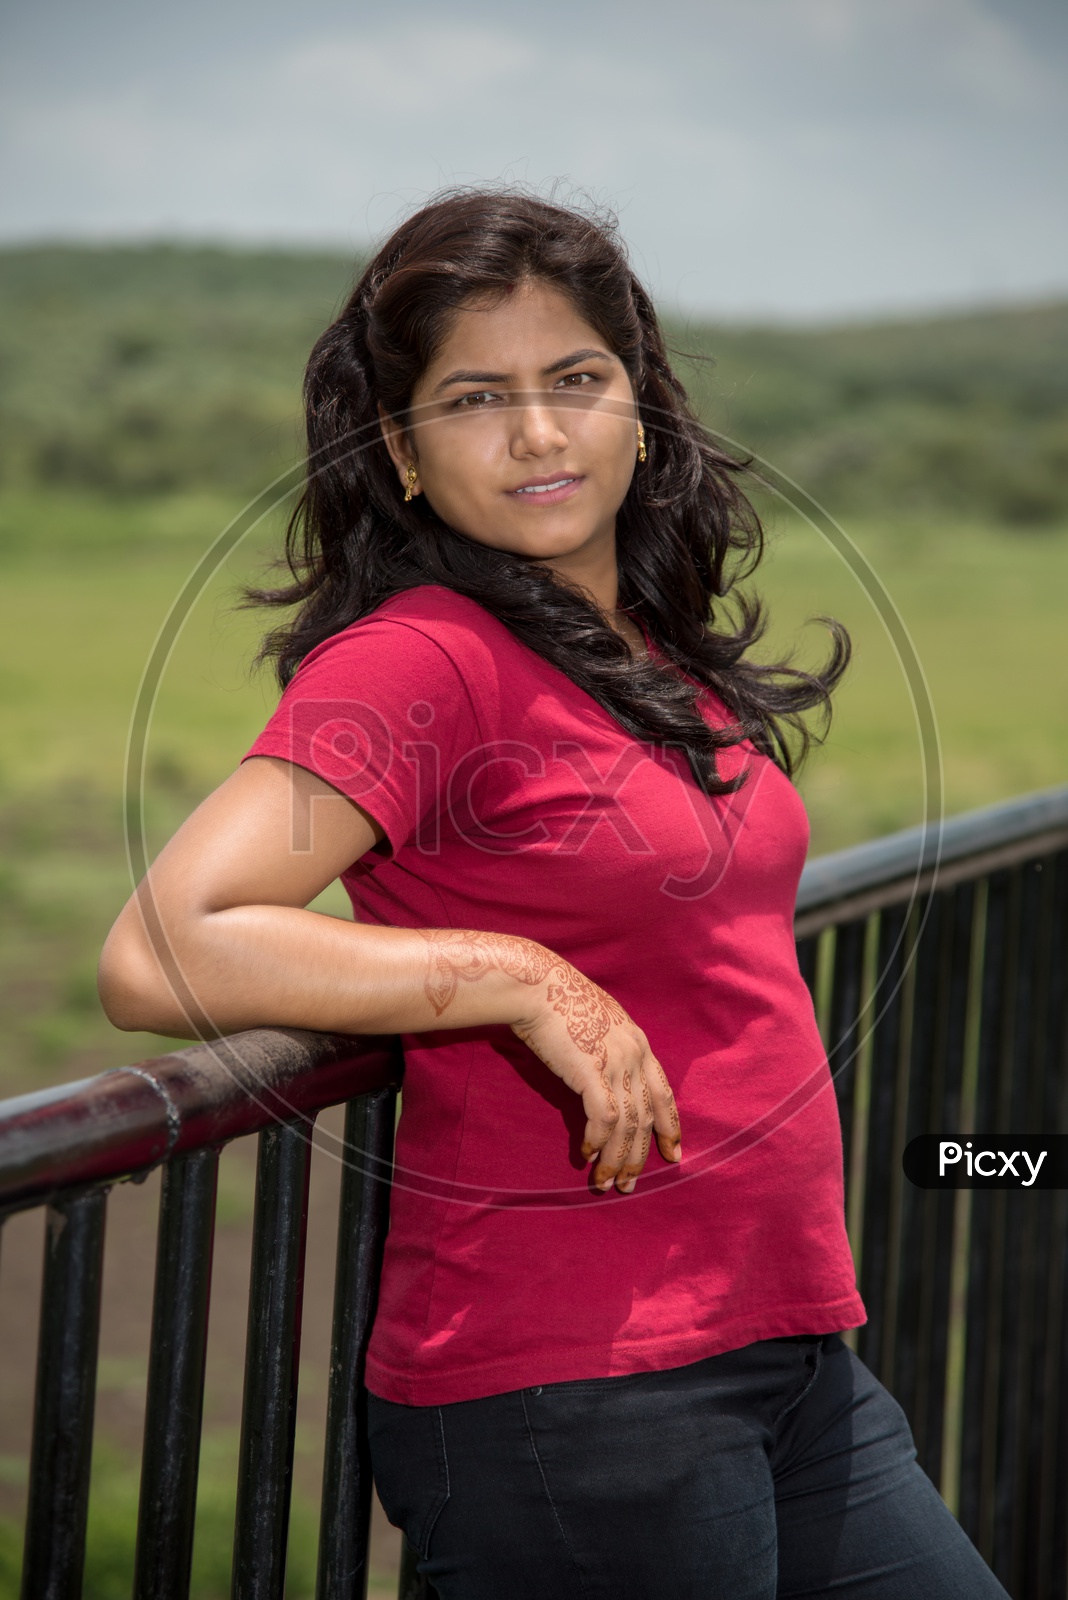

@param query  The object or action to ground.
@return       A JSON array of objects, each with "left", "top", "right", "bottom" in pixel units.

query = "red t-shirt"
[{"left": 244, "top": 584, "right": 865, "bottom": 1404}]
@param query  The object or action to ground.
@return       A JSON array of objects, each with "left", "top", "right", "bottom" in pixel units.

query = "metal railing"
[
  {"left": 797, "top": 785, "right": 1068, "bottom": 1600},
  {"left": 2, "top": 785, "right": 1067, "bottom": 1600}
]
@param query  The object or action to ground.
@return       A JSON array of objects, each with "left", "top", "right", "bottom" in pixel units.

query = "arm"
[{"left": 98, "top": 756, "right": 681, "bottom": 1192}]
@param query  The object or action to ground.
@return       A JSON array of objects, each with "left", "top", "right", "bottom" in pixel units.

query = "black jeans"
[{"left": 367, "top": 1334, "right": 1011, "bottom": 1598}]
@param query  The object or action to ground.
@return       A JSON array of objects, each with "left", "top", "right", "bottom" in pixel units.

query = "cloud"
[
  {"left": 281, "top": 25, "right": 535, "bottom": 110},
  {"left": 0, "top": 0, "right": 1064, "bottom": 317}
]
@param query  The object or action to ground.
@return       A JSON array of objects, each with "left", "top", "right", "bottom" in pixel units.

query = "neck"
[
  {"left": 539, "top": 526, "right": 619, "bottom": 616},
  {"left": 540, "top": 537, "right": 646, "bottom": 656}
]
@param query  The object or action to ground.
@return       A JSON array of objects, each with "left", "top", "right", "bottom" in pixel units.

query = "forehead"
[{"left": 420, "top": 280, "right": 613, "bottom": 381}]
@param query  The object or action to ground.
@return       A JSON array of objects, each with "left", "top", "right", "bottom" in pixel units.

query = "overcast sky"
[{"left": 1, "top": 0, "right": 1065, "bottom": 320}]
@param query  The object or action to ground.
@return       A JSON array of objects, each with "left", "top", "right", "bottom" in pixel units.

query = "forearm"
[
  {"left": 98, "top": 864, "right": 682, "bottom": 1192},
  {"left": 99, "top": 899, "right": 549, "bottom": 1040}
]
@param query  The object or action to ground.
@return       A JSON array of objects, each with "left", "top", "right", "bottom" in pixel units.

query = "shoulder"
[
  {"left": 292, "top": 585, "right": 521, "bottom": 710},
  {"left": 369, "top": 584, "right": 519, "bottom": 668},
  {"left": 299, "top": 585, "right": 511, "bottom": 678},
  {"left": 276, "top": 587, "right": 518, "bottom": 750}
]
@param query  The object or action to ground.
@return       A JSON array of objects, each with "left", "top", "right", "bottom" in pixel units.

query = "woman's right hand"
[{"left": 506, "top": 951, "right": 682, "bottom": 1194}]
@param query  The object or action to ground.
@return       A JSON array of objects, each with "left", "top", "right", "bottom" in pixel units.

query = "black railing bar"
[
  {"left": 316, "top": 1089, "right": 397, "bottom": 1600},
  {"left": 133, "top": 1147, "right": 219, "bottom": 1600},
  {"left": 856, "top": 899, "right": 909, "bottom": 1385},
  {"left": 891, "top": 891, "right": 944, "bottom": 1446},
  {"left": 20, "top": 1187, "right": 107, "bottom": 1600},
  {"left": 231, "top": 1119, "right": 313, "bottom": 1599},
  {"left": 796, "top": 784, "right": 1068, "bottom": 917},
  {"left": 794, "top": 824, "right": 1068, "bottom": 939},
  {"left": 398, "top": 1538, "right": 434, "bottom": 1600},
  {"left": 0, "top": 1029, "right": 400, "bottom": 1214}
]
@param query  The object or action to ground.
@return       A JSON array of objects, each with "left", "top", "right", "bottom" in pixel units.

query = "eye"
[
  {"left": 555, "top": 371, "right": 596, "bottom": 389},
  {"left": 454, "top": 390, "right": 501, "bottom": 409}
]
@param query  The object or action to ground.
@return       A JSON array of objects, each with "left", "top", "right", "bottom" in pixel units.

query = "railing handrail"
[
  {"left": 795, "top": 782, "right": 1068, "bottom": 921},
  {"left": 0, "top": 1029, "right": 400, "bottom": 1214},
  {"left": 3, "top": 783, "right": 1067, "bottom": 1213}
]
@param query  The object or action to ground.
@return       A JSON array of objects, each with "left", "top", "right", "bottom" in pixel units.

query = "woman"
[{"left": 99, "top": 191, "right": 1008, "bottom": 1598}]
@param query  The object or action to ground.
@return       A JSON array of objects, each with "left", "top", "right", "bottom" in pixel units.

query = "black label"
[{"left": 903, "top": 1136, "right": 1068, "bottom": 1189}]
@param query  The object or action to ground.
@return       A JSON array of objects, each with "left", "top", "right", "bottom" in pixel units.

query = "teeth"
[{"left": 516, "top": 479, "right": 573, "bottom": 494}]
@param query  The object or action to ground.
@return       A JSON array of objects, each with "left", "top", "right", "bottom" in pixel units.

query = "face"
[{"left": 380, "top": 280, "right": 641, "bottom": 584}]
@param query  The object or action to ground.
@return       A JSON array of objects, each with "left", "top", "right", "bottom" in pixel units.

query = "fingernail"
[
  {"left": 597, "top": 1177, "right": 614, "bottom": 1192},
  {"left": 673, "top": 1146, "right": 683, "bottom": 1162},
  {"left": 620, "top": 1178, "right": 637, "bottom": 1194}
]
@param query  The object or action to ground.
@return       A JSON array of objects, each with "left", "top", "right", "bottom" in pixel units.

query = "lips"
[{"left": 508, "top": 474, "right": 584, "bottom": 505}]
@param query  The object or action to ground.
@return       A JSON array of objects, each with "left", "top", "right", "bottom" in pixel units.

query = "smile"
[
  {"left": 509, "top": 476, "right": 583, "bottom": 504},
  {"left": 516, "top": 480, "right": 572, "bottom": 494}
]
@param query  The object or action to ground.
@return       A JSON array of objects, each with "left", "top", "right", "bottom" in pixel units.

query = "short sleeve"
[{"left": 242, "top": 615, "right": 480, "bottom": 855}]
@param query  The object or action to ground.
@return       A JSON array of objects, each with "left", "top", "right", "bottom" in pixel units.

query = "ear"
[{"left": 377, "top": 404, "right": 413, "bottom": 478}]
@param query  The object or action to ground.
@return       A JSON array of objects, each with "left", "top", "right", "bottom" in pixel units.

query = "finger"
[
  {"left": 615, "top": 1056, "right": 656, "bottom": 1192},
  {"left": 580, "top": 1068, "right": 620, "bottom": 1163},
  {"left": 617, "top": 1122, "right": 652, "bottom": 1194},
  {"left": 593, "top": 1066, "right": 641, "bottom": 1191},
  {"left": 645, "top": 1054, "right": 682, "bottom": 1164}
]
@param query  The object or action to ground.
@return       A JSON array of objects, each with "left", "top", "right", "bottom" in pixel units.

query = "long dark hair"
[{"left": 249, "top": 188, "right": 849, "bottom": 794}]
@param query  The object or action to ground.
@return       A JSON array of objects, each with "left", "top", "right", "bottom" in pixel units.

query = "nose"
[{"left": 509, "top": 392, "right": 570, "bottom": 460}]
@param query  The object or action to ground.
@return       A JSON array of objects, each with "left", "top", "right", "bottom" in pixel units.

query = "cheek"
[
  {"left": 579, "top": 400, "right": 634, "bottom": 453},
  {"left": 415, "top": 420, "right": 476, "bottom": 475},
  {"left": 417, "top": 426, "right": 506, "bottom": 522},
  {"left": 581, "top": 408, "right": 638, "bottom": 488},
  {"left": 430, "top": 413, "right": 506, "bottom": 467}
]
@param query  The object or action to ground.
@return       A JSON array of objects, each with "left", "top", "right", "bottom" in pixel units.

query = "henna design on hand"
[
  {"left": 650, "top": 1057, "right": 682, "bottom": 1135},
  {"left": 418, "top": 929, "right": 556, "bottom": 1017},
  {"left": 418, "top": 928, "right": 626, "bottom": 1067},
  {"left": 545, "top": 967, "right": 614, "bottom": 1066},
  {"left": 620, "top": 1068, "right": 640, "bottom": 1143}
]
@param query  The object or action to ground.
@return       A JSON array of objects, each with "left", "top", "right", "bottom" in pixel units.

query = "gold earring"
[
  {"left": 636, "top": 422, "right": 647, "bottom": 464},
  {"left": 403, "top": 461, "right": 418, "bottom": 502}
]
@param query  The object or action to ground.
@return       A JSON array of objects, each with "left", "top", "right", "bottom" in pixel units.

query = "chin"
[
  {"left": 462, "top": 532, "right": 580, "bottom": 561},
  {"left": 518, "top": 538, "right": 595, "bottom": 563},
  {"left": 506, "top": 523, "right": 599, "bottom": 559}
]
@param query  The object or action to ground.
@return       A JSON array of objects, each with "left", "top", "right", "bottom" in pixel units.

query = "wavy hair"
[{"left": 249, "top": 188, "right": 849, "bottom": 794}]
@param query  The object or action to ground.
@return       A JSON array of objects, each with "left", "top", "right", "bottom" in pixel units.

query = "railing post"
[
  {"left": 1035, "top": 850, "right": 1068, "bottom": 1599},
  {"left": 856, "top": 900, "right": 908, "bottom": 1385},
  {"left": 397, "top": 1537, "right": 433, "bottom": 1600},
  {"left": 133, "top": 1146, "right": 220, "bottom": 1600},
  {"left": 315, "top": 1087, "right": 398, "bottom": 1600},
  {"left": 232, "top": 1118, "right": 313, "bottom": 1599},
  {"left": 20, "top": 1186, "right": 107, "bottom": 1600},
  {"left": 825, "top": 917, "right": 867, "bottom": 1207}
]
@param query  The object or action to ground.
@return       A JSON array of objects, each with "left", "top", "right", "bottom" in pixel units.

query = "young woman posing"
[{"left": 99, "top": 192, "right": 1008, "bottom": 1598}]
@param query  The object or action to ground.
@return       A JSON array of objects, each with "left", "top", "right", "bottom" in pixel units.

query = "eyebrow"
[{"left": 430, "top": 348, "right": 614, "bottom": 394}]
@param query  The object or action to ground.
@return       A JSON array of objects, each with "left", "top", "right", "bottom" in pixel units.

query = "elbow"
[
  {"left": 97, "top": 916, "right": 183, "bottom": 1035},
  {"left": 97, "top": 976, "right": 153, "bottom": 1034},
  {"left": 97, "top": 940, "right": 158, "bottom": 1033}
]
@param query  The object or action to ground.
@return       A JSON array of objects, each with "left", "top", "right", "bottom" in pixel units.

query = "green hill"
[
  {"left": 0, "top": 244, "right": 354, "bottom": 496},
  {"left": 677, "top": 302, "right": 1068, "bottom": 526},
  {"left": 1, "top": 242, "right": 1066, "bottom": 524}
]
